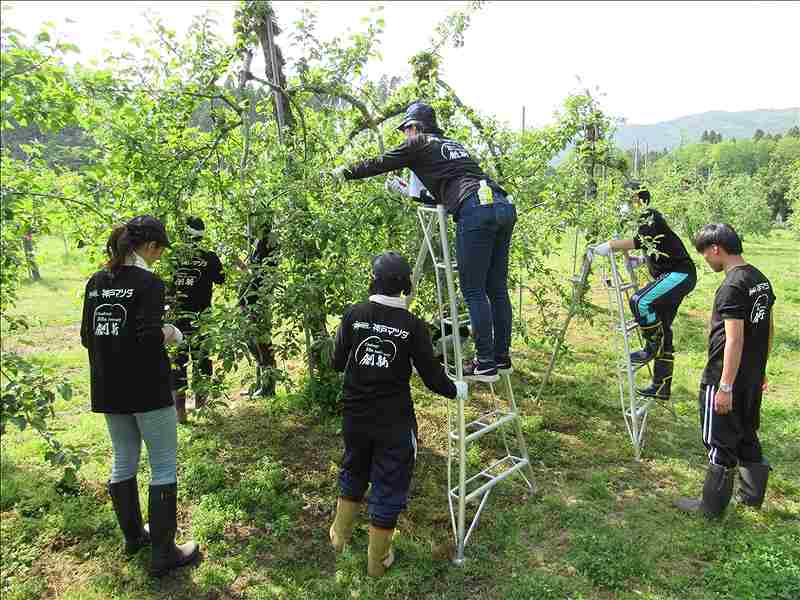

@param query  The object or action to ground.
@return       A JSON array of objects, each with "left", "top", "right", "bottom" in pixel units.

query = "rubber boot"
[
  {"left": 108, "top": 477, "right": 150, "bottom": 555},
  {"left": 674, "top": 463, "right": 735, "bottom": 519},
  {"left": 367, "top": 525, "right": 395, "bottom": 577},
  {"left": 630, "top": 321, "right": 663, "bottom": 365},
  {"left": 148, "top": 483, "right": 199, "bottom": 577},
  {"left": 174, "top": 392, "right": 188, "bottom": 424},
  {"left": 329, "top": 498, "right": 360, "bottom": 551},
  {"left": 638, "top": 353, "right": 674, "bottom": 399},
  {"left": 737, "top": 459, "right": 771, "bottom": 508}
]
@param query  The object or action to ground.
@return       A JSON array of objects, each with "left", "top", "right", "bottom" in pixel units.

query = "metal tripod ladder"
[
  {"left": 409, "top": 204, "right": 536, "bottom": 564},
  {"left": 534, "top": 243, "right": 654, "bottom": 461}
]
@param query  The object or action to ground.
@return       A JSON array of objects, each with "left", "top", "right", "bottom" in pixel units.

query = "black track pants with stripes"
[
  {"left": 630, "top": 271, "right": 696, "bottom": 353},
  {"left": 699, "top": 383, "right": 763, "bottom": 468}
]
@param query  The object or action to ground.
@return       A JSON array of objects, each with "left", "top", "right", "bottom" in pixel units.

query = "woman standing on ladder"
[{"left": 331, "top": 101, "right": 516, "bottom": 382}]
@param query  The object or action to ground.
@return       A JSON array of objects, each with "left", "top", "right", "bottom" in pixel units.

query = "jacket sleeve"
[
  {"left": 136, "top": 276, "right": 166, "bottom": 350},
  {"left": 80, "top": 278, "right": 93, "bottom": 349},
  {"left": 332, "top": 307, "right": 354, "bottom": 372},
  {"left": 210, "top": 252, "right": 225, "bottom": 284},
  {"left": 410, "top": 318, "right": 457, "bottom": 399},
  {"left": 345, "top": 139, "right": 418, "bottom": 180}
]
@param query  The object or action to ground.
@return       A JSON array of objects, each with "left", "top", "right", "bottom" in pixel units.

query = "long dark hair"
[{"left": 105, "top": 224, "right": 142, "bottom": 274}]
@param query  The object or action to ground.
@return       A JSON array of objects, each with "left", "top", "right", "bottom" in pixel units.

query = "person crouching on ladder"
[
  {"left": 329, "top": 252, "right": 467, "bottom": 577},
  {"left": 330, "top": 101, "right": 517, "bottom": 382},
  {"left": 593, "top": 182, "right": 697, "bottom": 400}
]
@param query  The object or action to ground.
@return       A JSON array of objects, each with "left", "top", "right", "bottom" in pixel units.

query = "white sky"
[{"left": 2, "top": 1, "right": 799, "bottom": 128}]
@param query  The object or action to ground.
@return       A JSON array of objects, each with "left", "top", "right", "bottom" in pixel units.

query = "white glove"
[
  {"left": 385, "top": 176, "right": 409, "bottom": 197},
  {"left": 455, "top": 381, "right": 469, "bottom": 401},
  {"left": 330, "top": 166, "right": 347, "bottom": 182},
  {"left": 594, "top": 241, "right": 612, "bottom": 257},
  {"left": 162, "top": 323, "right": 183, "bottom": 345},
  {"left": 626, "top": 255, "right": 646, "bottom": 270}
]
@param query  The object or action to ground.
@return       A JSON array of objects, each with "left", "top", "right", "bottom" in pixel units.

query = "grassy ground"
[{"left": 2, "top": 231, "right": 799, "bottom": 600}]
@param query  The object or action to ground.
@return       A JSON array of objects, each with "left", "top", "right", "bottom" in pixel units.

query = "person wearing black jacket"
[
  {"left": 675, "top": 223, "right": 775, "bottom": 518},
  {"left": 237, "top": 221, "right": 279, "bottom": 396},
  {"left": 329, "top": 251, "right": 467, "bottom": 577},
  {"left": 80, "top": 215, "right": 199, "bottom": 576},
  {"left": 169, "top": 216, "right": 225, "bottom": 423},
  {"left": 594, "top": 184, "right": 697, "bottom": 400},
  {"left": 332, "top": 101, "right": 516, "bottom": 382}
]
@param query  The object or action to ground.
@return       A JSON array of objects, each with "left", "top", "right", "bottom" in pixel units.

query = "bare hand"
[
  {"left": 714, "top": 389, "right": 733, "bottom": 415},
  {"left": 762, "top": 376, "right": 769, "bottom": 392}
]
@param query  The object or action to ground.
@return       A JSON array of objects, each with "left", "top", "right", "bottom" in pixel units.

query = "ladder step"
[
  {"left": 449, "top": 455, "right": 529, "bottom": 505},
  {"left": 616, "top": 319, "right": 638, "bottom": 333},
  {"left": 435, "top": 261, "right": 458, "bottom": 271},
  {"left": 442, "top": 314, "right": 470, "bottom": 327},
  {"left": 450, "top": 410, "right": 518, "bottom": 444}
]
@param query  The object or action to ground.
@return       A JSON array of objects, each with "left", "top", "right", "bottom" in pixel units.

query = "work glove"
[
  {"left": 329, "top": 166, "right": 347, "bottom": 182},
  {"left": 455, "top": 381, "right": 469, "bottom": 401},
  {"left": 385, "top": 176, "right": 409, "bottom": 197},
  {"left": 593, "top": 241, "right": 612, "bottom": 257},
  {"left": 163, "top": 323, "right": 184, "bottom": 345},
  {"left": 626, "top": 255, "right": 646, "bottom": 270}
]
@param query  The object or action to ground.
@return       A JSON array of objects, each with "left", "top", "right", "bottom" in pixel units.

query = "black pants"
[
  {"left": 699, "top": 383, "right": 763, "bottom": 468},
  {"left": 338, "top": 417, "right": 417, "bottom": 529},
  {"left": 173, "top": 319, "right": 212, "bottom": 393},
  {"left": 630, "top": 271, "right": 696, "bottom": 353}
]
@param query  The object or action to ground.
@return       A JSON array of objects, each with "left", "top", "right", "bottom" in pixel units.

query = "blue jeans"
[
  {"left": 456, "top": 190, "right": 517, "bottom": 362},
  {"left": 104, "top": 405, "right": 178, "bottom": 485}
]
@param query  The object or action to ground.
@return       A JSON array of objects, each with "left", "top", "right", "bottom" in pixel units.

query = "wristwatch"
[{"left": 719, "top": 383, "right": 733, "bottom": 393}]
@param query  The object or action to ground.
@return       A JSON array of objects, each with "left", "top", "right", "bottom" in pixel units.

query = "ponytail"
[{"left": 105, "top": 224, "right": 136, "bottom": 274}]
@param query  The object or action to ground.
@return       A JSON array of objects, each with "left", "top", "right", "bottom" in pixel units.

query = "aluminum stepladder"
[
  {"left": 409, "top": 204, "right": 536, "bottom": 564},
  {"left": 533, "top": 242, "right": 653, "bottom": 461}
]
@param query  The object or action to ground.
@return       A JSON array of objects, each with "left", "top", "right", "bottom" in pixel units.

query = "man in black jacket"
[
  {"left": 169, "top": 216, "right": 225, "bottom": 422},
  {"left": 329, "top": 251, "right": 467, "bottom": 577},
  {"left": 331, "top": 101, "right": 516, "bottom": 382},
  {"left": 594, "top": 184, "right": 697, "bottom": 400}
]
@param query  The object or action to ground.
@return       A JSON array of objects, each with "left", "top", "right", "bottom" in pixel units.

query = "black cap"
[
  {"left": 397, "top": 102, "right": 443, "bottom": 135},
  {"left": 186, "top": 216, "right": 205, "bottom": 238},
  {"left": 371, "top": 251, "right": 412, "bottom": 295},
  {"left": 127, "top": 215, "right": 171, "bottom": 247}
]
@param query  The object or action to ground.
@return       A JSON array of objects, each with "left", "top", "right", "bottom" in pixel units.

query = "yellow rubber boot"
[
  {"left": 367, "top": 525, "right": 395, "bottom": 577},
  {"left": 329, "top": 498, "right": 360, "bottom": 551}
]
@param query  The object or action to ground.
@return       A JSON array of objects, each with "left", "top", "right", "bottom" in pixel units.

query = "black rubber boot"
[
  {"left": 638, "top": 353, "right": 674, "bottom": 399},
  {"left": 674, "top": 463, "right": 735, "bottom": 519},
  {"left": 148, "top": 483, "right": 199, "bottom": 577},
  {"left": 737, "top": 459, "right": 771, "bottom": 508},
  {"left": 108, "top": 477, "right": 150, "bottom": 555},
  {"left": 630, "top": 321, "right": 664, "bottom": 365}
]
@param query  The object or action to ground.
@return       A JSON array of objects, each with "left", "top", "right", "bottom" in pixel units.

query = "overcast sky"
[{"left": 3, "top": 1, "right": 798, "bottom": 128}]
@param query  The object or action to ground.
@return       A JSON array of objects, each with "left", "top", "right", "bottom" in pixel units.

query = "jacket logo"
[
  {"left": 93, "top": 303, "right": 127, "bottom": 336},
  {"left": 355, "top": 336, "right": 397, "bottom": 369},
  {"left": 750, "top": 294, "right": 769, "bottom": 324},
  {"left": 441, "top": 141, "right": 469, "bottom": 161}
]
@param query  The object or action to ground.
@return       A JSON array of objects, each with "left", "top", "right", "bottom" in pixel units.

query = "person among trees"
[
  {"left": 329, "top": 251, "right": 467, "bottom": 577},
  {"left": 675, "top": 224, "right": 775, "bottom": 518},
  {"left": 593, "top": 182, "right": 697, "bottom": 400},
  {"left": 331, "top": 101, "right": 516, "bottom": 382},
  {"left": 80, "top": 215, "right": 199, "bottom": 576},
  {"left": 236, "top": 218, "right": 279, "bottom": 397},
  {"left": 169, "top": 216, "right": 225, "bottom": 423}
]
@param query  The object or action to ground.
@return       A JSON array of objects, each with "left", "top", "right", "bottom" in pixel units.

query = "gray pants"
[{"left": 104, "top": 405, "right": 177, "bottom": 485}]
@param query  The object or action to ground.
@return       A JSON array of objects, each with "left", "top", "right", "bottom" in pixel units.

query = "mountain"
[{"left": 614, "top": 108, "right": 800, "bottom": 151}]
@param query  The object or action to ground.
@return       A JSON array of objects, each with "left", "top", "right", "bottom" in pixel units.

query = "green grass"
[{"left": 1, "top": 232, "right": 799, "bottom": 600}]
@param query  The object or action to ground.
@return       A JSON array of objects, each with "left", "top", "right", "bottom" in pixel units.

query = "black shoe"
[
  {"left": 108, "top": 477, "right": 150, "bottom": 556},
  {"left": 463, "top": 358, "right": 499, "bottom": 382},
  {"left": 637, "top": 353, "right": 674, "bottom": 399},
  {"left": 494, "top": 355, "right": 513, "bottom": 374},
  {"left": 737, "top": 459, "right": 771, "bottom": 508},
  {"left": 630, "top": 321, "right": 664, "bottom": 365},
  {"left": 674, "top": 463, "right": 735, "bottom": 519},
  {"left": 148, "top": 483, "right": 200, "bottom": 577}
]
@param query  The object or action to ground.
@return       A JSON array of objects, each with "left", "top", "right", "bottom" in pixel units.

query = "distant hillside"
[{"left": 614, "top": 108, "right": 800, "bottom": 151}]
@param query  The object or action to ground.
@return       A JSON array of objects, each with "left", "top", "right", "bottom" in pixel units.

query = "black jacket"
[
  {"left": 344, "top": 134, "right": 506, "bottom": 215},
  {"left": 333, "top": 299, "right": 457, "bottom": 429},
  {"left": 81, "top": 267, "right": 173, "bottom": 414},
  {"left": 171, "top": 245, "right": 224, "bottom": 315},
  {"left": 634, "top": 208, "right": 696, "bottom": 279}
]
